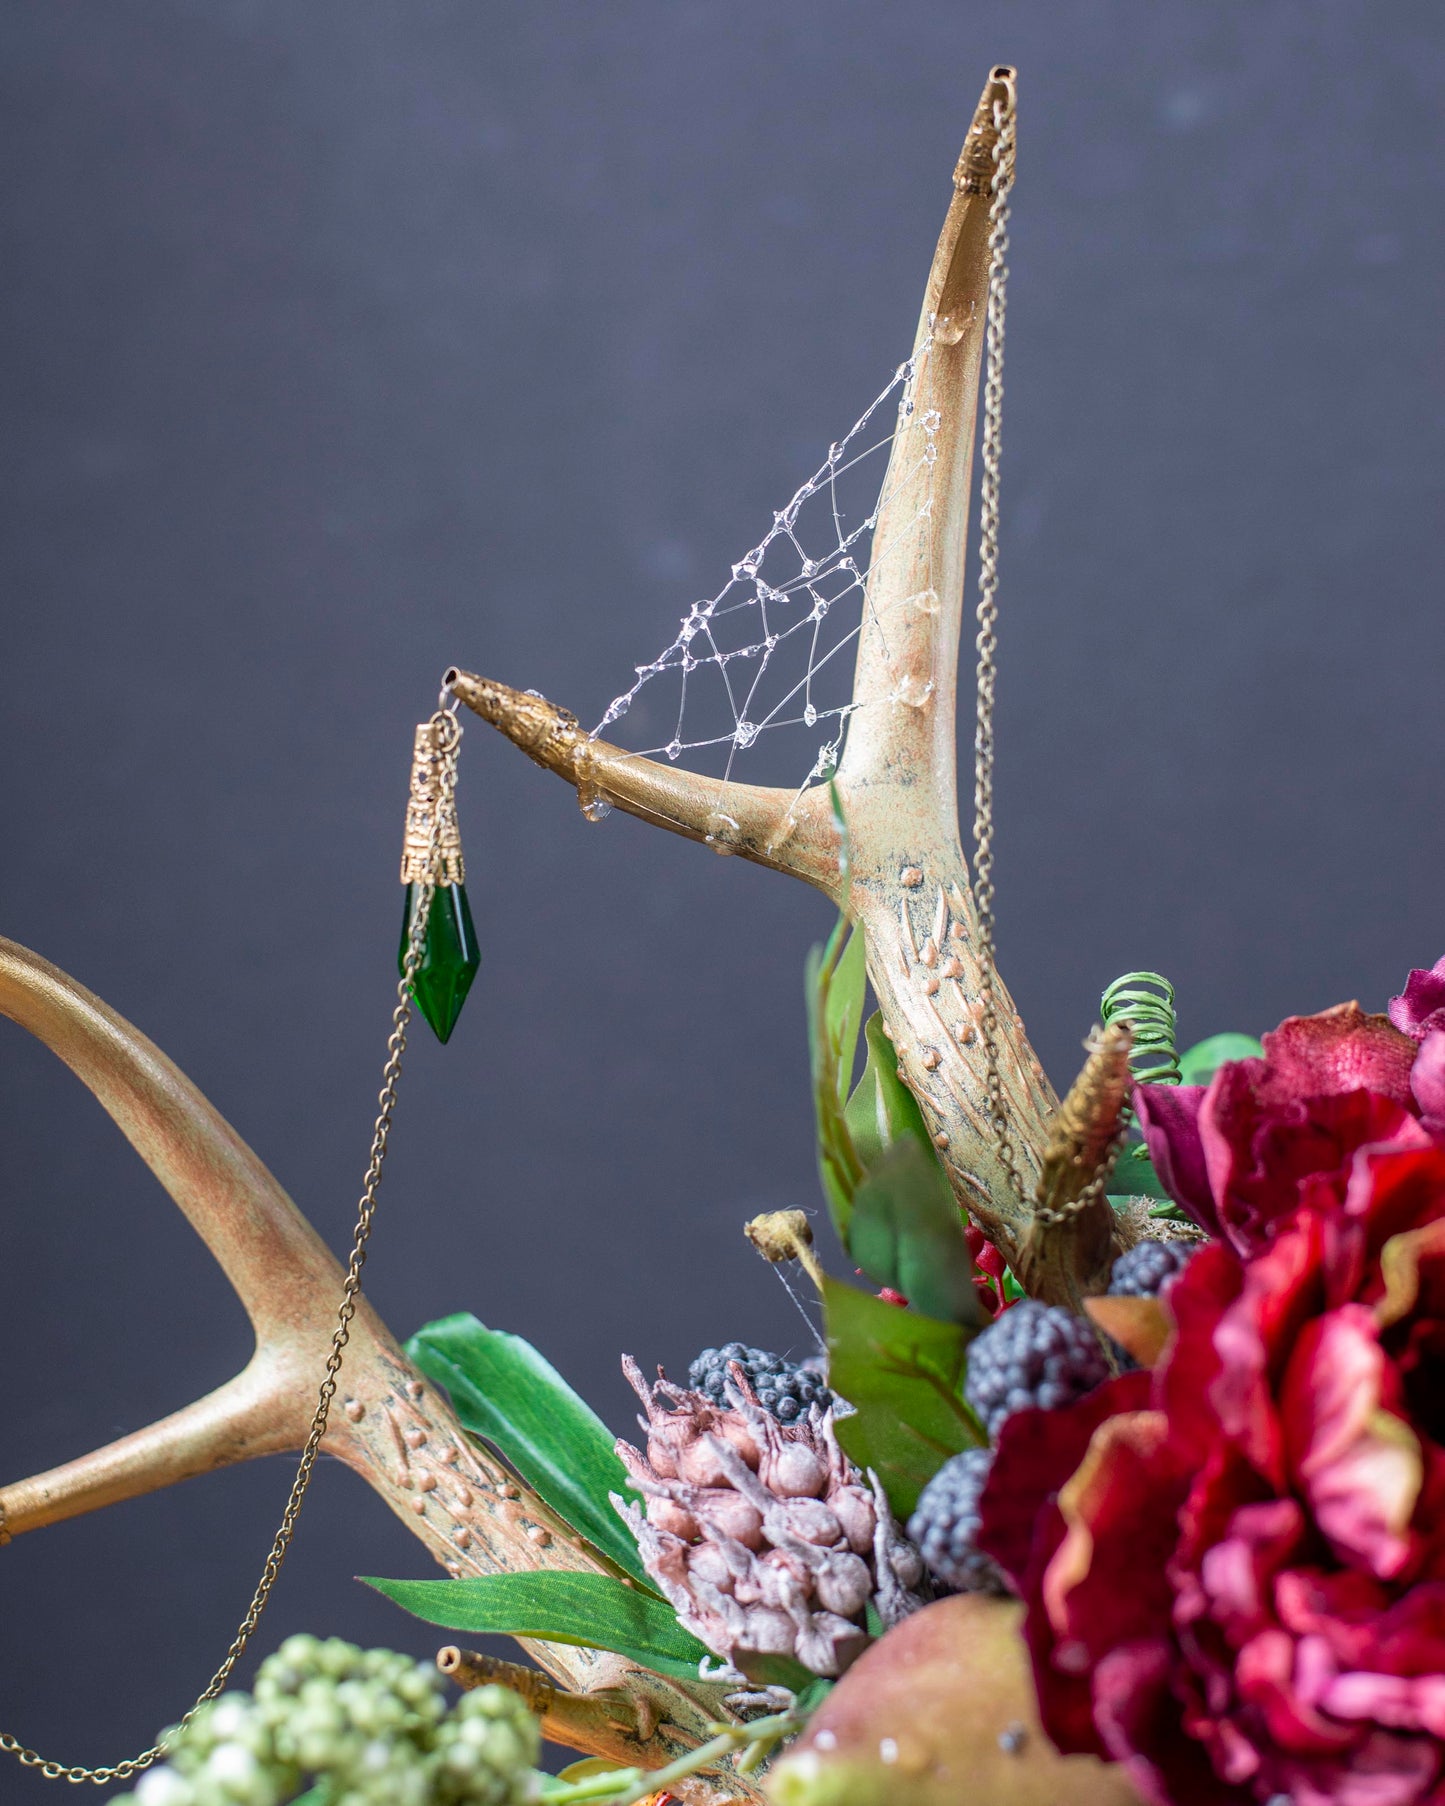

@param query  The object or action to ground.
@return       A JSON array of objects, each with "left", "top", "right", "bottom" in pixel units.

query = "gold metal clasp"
[{"left": 400, "top": 715, "right": 465, "bottom": 885}]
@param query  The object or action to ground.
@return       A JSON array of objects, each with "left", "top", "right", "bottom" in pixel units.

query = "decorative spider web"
[{"left": 592, "top": 343, "right": 939, "bottom": 800}]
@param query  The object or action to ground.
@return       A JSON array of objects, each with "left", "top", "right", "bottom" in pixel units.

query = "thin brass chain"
[
  {"left": 970, "top": 93, "right": 1122, "bottom": 1231},
  {"left": 971, "top": 89, "right": 1031, "bottom": 1213},
  {"left": 0, "top": 696, "right": 463, "bottom": 1786}
]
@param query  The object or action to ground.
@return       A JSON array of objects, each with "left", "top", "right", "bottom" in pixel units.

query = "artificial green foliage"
[
  {"left": 405, "top": 1314, "right": 651, "bottom": 1590},
  {"left": 362, "top": 1573, "right": 711, "bottom": 1683},
  {"left": 1099, "top": 970, "right": 1183, "bottom": 1087},
  {"left": 806, "top": 922, "right": 981, "bottom": 1325},
  {"left": 848, "top": 1141, "right": 987, "bottom": 1327},
  {"left": 822, "top": 916, "right": 868, "bottom": 1105},
  {"left": 539, "top": 1706, "right": 809, "bottom": 1804},
  {"left": 1108, "top": 1140, "right": 1170, "bottom": 1201},
  {"left": 1179, "top": 1031, "right": 1265, "bottom": 1087},
  {"left": 553, "top": 1757, "right": 629, "bottom": 1783},
  {"left": 805, "top": 915, "right": 870, "bottom": 1241},
  {"left": 822, "top": 1276, "right": 984, "bottom": 1520},
  {"left": 843, "top": 1013, "right": 934, "bottom": 1170}
]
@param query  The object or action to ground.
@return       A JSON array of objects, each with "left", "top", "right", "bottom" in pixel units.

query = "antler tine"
[
  {"left": 0, "top": 937, "right": 758, "bottom": 1787},
  {"left": 0, "top": 938, "right": 342, "bottom": 1343},
  {"left": 445, "top": 671, "right": 843, "bottom": 890},
  {"left": 454, "top": 73, "right": 1092, "bottom": 1290},
  {"left": 837, "top": 63, "right": 1015, "bottom": 797}
]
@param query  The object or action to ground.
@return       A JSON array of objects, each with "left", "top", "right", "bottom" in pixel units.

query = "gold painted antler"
[
  {"left": 452, "top": 69, "right": 1097, "bottom": 1293},
  {"left": 0, "top": 938, "right": 758, "bottom": 1802}
]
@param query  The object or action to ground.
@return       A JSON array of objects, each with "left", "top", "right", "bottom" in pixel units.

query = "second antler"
[{"left": 0, "top": 938, "right": 758, "bottom": 1805}]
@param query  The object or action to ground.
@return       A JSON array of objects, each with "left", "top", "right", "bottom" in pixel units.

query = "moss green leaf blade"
[
  {"left": 823, "top": 1276, "right": 984, "bottom": 1520},
  {"left": 824, "top": 919, "right": 868, "bottom": 1106},
  {"left": 805, "top": 915, "right": 868, "bottom": 1242},
  {"left": 406, "top": 1314, "right": 650, "bottom": 1588},
  {"left": 843, "top": 1013, "right": 932, "bottom": 1169},
  {"left": 847, "top": 1142, "right": 986, "bottom": 1327},
  {"left": 1107, "top": 1141, "right": 1170, "bottom": 1201},
  {"left": 361, "top": 1572, "right": 710, "bottom": 1682},
  {"left": 1178, "top": 1032, "right": 1264, "bottom": 1087}
]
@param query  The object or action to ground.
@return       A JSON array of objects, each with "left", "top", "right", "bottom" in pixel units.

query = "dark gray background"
[{"left": 2, "top": 1, "right": 1442, "bottom": 1792}]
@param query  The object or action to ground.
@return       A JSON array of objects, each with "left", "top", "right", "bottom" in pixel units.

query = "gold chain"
[
  {"left": 0, "top": 696, "right": 463, "bottom": 1786},
  {"left": 970, "top": 89, "right": 1121, "bottom": 1232},
  {"left": 971, "top": 88, "right": 1031, "bottom": 1213}
]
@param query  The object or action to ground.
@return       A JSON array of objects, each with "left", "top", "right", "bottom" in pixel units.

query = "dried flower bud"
[
  {"left": 644, "top": 1434, "right": 680, "bottom": 1479},
  {"left": 815, "top": 1552, "right": 873, "bottom": 1618},
  {"left": 645, "top": 1496, "right": 698, "bottom": 1540},
  {"left": 775, "top": 1497, "right": 843, "bottom": 1546},
  {"left": 614, "top": 1356, "right": 925, "bottom": 1678},
  {"left": 762, "top": 1442, "right": 828, "bottom": 1499},
  {"left": 696, "top": 1488, "right": 765, "bottom": 1550},
  {"left": 831, "top": 1485, "right": 877, "bottom": 1555}
]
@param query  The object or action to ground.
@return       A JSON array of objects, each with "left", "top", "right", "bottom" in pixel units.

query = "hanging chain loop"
[
  {"left": 970, "top": 90, "right": 1032, "bottom": 1214},
  {"left": 0, "top": 692, "right": 462, "bottom": 1786}
]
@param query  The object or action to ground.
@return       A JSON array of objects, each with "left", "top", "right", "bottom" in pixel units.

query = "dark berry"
[
  {"left": 688, "top": 1342, "right": 832, "bottom": 1423},
  {"left": 907, "top": 1448, "right": 1009, "bottom": 1596},
  {"left": 964, "top": 1300, "right": 1111, "bottom": 1440},
  {"left": 1108, "top": 1238, "right": 1197, "bottom": 1298}
]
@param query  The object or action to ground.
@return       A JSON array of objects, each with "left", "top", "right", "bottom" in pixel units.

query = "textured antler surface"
[
  {"left": 0, "top": 937, "right": 758, "bottom": 1801},
  {"left": 451, "top": 70, "right": 1108, "bottom": 1296}
]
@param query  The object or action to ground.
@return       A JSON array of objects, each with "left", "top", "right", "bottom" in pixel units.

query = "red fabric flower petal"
[
  {"left": 986, "top": 987, "right": 1445, "bottom": 1806},
  {"left": 975, "top": 1369, "right": 1152, "bottom": 1588},
  {"left": 1257, "top": 1006, "right": 1418, "bottom": 1107},
  {"left": 1411, "top": 1030, "right": 1445, "bottom": 1132},
  {"left": 1135, "top": 1083, "right": 1219, "bottom": 1236},
  {"left": 1391, "top": 958, "right": 1445, "bottom": 1043}
]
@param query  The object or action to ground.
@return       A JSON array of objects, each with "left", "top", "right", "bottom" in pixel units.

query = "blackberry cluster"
[
  {"left": 688, "top": 1342, "right": 832, "bottom": 1423},
  {"left": 1108, "top": 1238, "right": 1197, "bottom": 1298},
  {"left": 114, "top": 1636, "right": 539, "bottom": 1806},
  {"left": 906, "top": 1448, "right": 1009, "bottom": 1597},
  {"left": 964, "top": 1300, "right": 1111, "bottom": 1440}
]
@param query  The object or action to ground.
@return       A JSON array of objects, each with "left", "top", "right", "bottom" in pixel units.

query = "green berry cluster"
[{"left": 114, "top": 1636, "right": 540, "bottom": 1806}]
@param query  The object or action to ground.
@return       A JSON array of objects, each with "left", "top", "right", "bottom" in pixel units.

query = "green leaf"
[
  {"left": 361, "top": 1572, "right": 710, "bottom": 1682},
  {"left": 807, "top": 914, "right": 867, "bottom": 1107},
  {"left": 828, "top": 927, "right": 868, "bottom": 1105},
  {"left": 1107, "top": 1141, "right": 1170, "bottom": 1201},
  {"left": 1179, "top": 1032, "right": 1264, "bottom": 1088},
  {"left": 823, "top": 1276, "right": 984, "bottom": 1520},
  {"left": 847, "top": 1141, "right": 985, "bottom": 1327},
  {"left": 792, "top": 1676, "right": 834, "bottom": 1716},
  {"left": 405, "top": 1314, "right": 650, "bottom": 1589},
  {"left": 844, "top": 1013, "right": 933, "bottom": 1170},
  {"left": 806, "top": 914, "right": 869, "bottom": 1242},
  {"left": 553, "top": 1757, "right": 635, "bottom": 1784}
]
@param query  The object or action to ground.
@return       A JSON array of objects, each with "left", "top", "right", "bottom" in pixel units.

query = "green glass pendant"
[{"left": 399, "top": 882, "right": 480, "bottom": 1043}]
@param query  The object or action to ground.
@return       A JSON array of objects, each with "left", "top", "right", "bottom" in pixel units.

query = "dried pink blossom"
[{"left": 612, "top": 1356, "right": 923, "bottom": 1678}]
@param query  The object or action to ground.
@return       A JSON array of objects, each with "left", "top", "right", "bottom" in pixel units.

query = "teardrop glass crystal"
[{"left": 399, "top": 882, "right": 480, "bottom": 1043}]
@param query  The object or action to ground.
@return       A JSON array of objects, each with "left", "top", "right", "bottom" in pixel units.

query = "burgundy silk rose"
[
  {"left": 1133, "top": 1001, "right": 1426, "bottom": 1256},
  {"left": 978, "top": 978, "right": 1445, "bottom": 1806}
]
